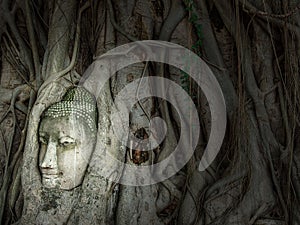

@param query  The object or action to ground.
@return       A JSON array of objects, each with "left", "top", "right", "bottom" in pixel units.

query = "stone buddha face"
[{"left": 38, "top": 87, "right": 97, "bottom": 190}]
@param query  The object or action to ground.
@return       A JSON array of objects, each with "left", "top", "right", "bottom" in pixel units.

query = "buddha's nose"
[{"left": 40, "top": 141, "right": 58, "bottom": 170}]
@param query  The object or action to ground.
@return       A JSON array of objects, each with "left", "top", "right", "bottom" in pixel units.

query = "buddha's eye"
[
  {"left": 39, "top": 136, "right": 48, "bottom": 144},
  {"left": 59, "top": 137, "right": 75, "bottom": 147}
]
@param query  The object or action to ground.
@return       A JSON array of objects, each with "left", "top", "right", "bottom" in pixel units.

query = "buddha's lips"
[{"left": 41, "top": 170, "right": 60, "bottom": 177}]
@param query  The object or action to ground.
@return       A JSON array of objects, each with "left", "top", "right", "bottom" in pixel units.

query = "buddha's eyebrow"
[
  {"left": 58, "top": 135, "right": 76, "bottom": 141},
  {"left": 59, "top": 135, "right": 74, "bottom": 139},
  {"left": 39, "top": 132, "right": 46, "bottom": 137}
]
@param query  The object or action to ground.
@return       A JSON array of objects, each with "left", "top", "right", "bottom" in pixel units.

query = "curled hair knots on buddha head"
[{"left": 41, "top": 87, "right": 97, "bottom": 133}]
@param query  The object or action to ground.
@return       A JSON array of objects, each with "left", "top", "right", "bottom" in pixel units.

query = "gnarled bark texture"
[{"left": 0, "top": 0, "right": 299, "bottom": 224}]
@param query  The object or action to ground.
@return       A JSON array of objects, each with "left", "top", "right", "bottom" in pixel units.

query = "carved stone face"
[{"left": 39, "top": 116, "right": 96, "bottom": 190}]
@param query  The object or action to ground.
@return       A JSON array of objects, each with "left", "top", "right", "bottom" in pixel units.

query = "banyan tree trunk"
[{"left": 0, "top": 0, "right": 299, "bottom": 224}]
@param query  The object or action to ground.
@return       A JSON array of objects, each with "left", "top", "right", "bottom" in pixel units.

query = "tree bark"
[{"left": 0, "top": 0, "right": 298, "bottom": 224}]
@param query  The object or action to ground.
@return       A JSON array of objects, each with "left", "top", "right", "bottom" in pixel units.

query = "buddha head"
[{"left": 38, "top": 87, "right": 97, "bottom": 190}]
